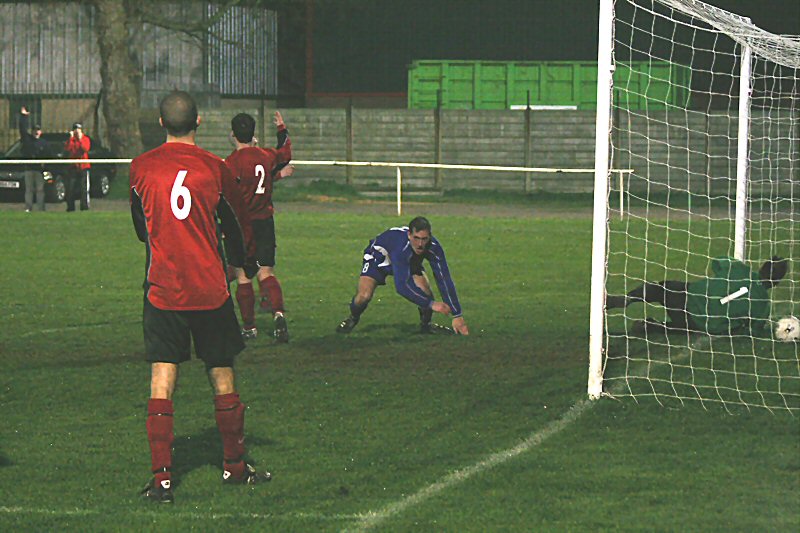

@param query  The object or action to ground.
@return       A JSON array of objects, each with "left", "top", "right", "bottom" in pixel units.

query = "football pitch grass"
[{"left": 1, "top": 203, "right": 798, "bottom": 532}]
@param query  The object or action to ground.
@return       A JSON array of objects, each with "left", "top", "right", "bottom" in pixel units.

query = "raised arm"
[
  {"left": 79, "top": 133, "right": 91, "bottom": 154},
  {"left": 271, "top": 111, "right": 292, "bottom": 176},
  {"left": 18, "top": 108, "right": 30, "bottom": 138},
  {"left": 18, "top": 110, "right": 34, "bottom": 155}
]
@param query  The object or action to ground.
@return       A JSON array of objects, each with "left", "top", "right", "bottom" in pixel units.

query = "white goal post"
[{"left": 589, "top": 0, "right": 799, "bottom": 411}]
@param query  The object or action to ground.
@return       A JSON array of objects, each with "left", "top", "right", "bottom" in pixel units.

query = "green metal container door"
[
  {"left": 612, "top": 62, "right": 692, "bottom": 110},
  {"left": 407, "top": 60, "right": 690, "bottom": 110}
]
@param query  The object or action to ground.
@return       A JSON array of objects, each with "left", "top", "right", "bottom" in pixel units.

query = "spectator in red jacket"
[{"left": 63, "top": 122, "right": 91, "bottom": 211}]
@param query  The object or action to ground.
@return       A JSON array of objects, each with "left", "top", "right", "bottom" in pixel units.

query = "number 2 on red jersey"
[{"left": 255, "top": 164, "right": 266, "bottom": 194}]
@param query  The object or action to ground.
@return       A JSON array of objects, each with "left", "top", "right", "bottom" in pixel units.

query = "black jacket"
[
  {"left": 19, "top": 113, "right": 35, "bottom": 158},
  {"left": 18, "top": 114, "right": 49, "bottom": 169}
]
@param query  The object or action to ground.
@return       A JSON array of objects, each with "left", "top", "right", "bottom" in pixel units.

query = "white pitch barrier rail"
[
  {"left": 2, "top": 159, "right": 635, "bottom": 174},
  {"left": 4, "top": 158, "right": 135, "bottom": 164},
  {"left": 4, "top": 158, "right": 633, "bottom": 218}
]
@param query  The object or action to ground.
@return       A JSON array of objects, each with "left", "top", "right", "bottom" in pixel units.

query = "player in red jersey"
[
  {"left": 225, "top": 111, "right": 293, "bottom": 343},
  {"left": 130, "top": 91, "right": 269, "bottom": 504}
]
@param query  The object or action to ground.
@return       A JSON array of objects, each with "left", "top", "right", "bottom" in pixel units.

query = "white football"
[{"left": 774, "top": 316, "right": 800, "bottom": 342}]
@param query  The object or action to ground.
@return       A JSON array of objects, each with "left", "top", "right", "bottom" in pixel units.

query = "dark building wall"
[
  {"left": 308, "top": 0, "right": 800, "bottom": 94},
  {"left": 311, "top": 0, "right": 598, "bottom": 93}
]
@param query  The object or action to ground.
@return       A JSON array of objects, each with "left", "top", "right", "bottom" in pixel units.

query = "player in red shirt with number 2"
[
  {"left": 130, "top": 91, "right": 269, "bottom": 504},
  {"left": 226, "top": 111, "right": 293, "bottom": 342}
]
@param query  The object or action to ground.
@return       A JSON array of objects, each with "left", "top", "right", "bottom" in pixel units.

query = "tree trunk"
[{"left": 92, "top": 0, "right": 144, "bottom": 158}]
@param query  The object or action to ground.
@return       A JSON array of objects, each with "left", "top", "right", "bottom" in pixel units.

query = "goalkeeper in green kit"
[{"left": 606, "top": 256, "right": 788, "bottom": 335}]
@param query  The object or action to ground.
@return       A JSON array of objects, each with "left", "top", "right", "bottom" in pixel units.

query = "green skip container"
[{"left": 407, "top": 60, "right": 691, "bottom": 110}]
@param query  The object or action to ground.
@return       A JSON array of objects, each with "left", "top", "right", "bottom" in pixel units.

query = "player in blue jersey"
[{"left": 336, "top": 216, "right": 469, "bottom": 335}]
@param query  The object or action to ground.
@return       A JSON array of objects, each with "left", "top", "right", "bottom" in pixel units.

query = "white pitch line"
[
  {"left": 4, "top": 404, "right": 591, "bottom": 529},
  {"left": 1, "top": 336, "right": 712, "bottom": 530},
  {"left": 0, "top": 505, "right": 358, "bottom": 522},
  {"left": 142, "top": 510, "right": 359, "bottom": 522},
  {"left": 345, "top": 397, "right": 595, "bottom": 532},
  {"left": 16, "top": 319, "right": 138, "bottom": 338},
  {"left": 346, "top": 336, "right": 712, "bottom": 532},
  {"left": 18, "top": 323, "right": 113, "bottom": 338},
  {"left": 0, "top": 506, "right": 96, "bottom": 516}
]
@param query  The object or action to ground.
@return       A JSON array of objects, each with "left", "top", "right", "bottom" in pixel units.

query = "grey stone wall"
[{"left": 195, "top": 108, "right": 799, "bottom": 195}]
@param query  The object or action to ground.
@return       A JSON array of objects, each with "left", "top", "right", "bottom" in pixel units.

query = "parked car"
[{"left": 0, "top": 133, "right": 118, "bottom": 203}]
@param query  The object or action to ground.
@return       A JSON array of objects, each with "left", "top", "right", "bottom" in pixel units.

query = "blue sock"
[
  {"left": 419, "top": 306, "right": 433, "bottom": 325},
  {"left": 350, "top": 298, "right": 368, "bottom": 318}
]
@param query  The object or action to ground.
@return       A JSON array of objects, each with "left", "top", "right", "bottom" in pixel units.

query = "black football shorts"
[
  {"left": 252, "top": 217, "right": 277, "bottom": 272},
  {"left": 143, "top": 295, "right": 245, "bottom": 368}
]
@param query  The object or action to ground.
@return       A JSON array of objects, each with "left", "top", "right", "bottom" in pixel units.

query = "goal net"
[{"left": 589, "top": 0, "right": 800, "bottom": 412}]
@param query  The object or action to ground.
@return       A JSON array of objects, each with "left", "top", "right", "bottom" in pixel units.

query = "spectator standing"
[
  {"left": 63, "top": 122, "right": 91, "bottom": 211},
  {"left": 18, "top": 107, "right": 47, "bottom": 211}
]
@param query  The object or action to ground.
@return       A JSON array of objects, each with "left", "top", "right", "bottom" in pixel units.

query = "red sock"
[
  {"left": 258, "top": 292, "right": 272, "bottom": 312},
  {"left": 235, "top": 283, "right": 256, "bottom": 328},
  {"left": 260, "top": 276, "right": 285, "bottom": 313},
  {"left": 146, "top": 399, "right": 174, "bottom": 485},
  {"left": 215, "top": 393, "right": 246, "bottom": 478}
]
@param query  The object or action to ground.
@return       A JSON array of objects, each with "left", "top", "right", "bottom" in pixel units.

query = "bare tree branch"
[{"left": 136, "top": 0, "right": 243, "bottom": 42}]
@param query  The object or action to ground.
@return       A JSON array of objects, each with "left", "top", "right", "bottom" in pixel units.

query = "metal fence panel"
[
  {"left": 207, "top": 5, "right": 278, "bottom": 96},
  {"left": 0, "top": 2, "right": 101, "bottom": 94},
  {"left": 0, "top": 1, "right": 277, "bottom": 98}
]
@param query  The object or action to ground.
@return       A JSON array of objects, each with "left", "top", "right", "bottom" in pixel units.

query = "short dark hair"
[
  {"left": 160, "top": 91, "right": 198, "bottom": 136},
  {"left": 759, "top": 256, "right": 788, "bottom": 290},
  {"left": 231, "top": 113, "right": 256, "bottom": 143},
  {"left": 408, "top": 216, "right": 431, "bottom": 233}
]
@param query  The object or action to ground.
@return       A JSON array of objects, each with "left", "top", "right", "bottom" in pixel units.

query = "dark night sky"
[{"left": 310, "top": 0, "right": 800, "bottom": 93}]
